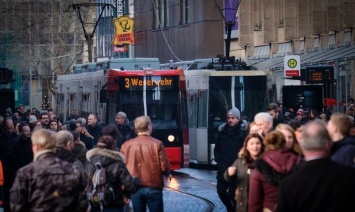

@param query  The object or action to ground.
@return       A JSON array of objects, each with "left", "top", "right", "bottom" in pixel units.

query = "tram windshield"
[
  {"left": 117, "top": 76, "right": 182, "bottom": 129},
  {"left": 208, "top": 75, "right": 268, "bottom": 127}
]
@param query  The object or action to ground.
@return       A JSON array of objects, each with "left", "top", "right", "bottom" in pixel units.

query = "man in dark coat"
[
  {"left": 214, "top": 107, "right": 247, "bottom": 212},
  {"left": 0, "top": 118, "right": 20, "bottom": 212},
  {"left": 276, "top": 120, "right": 355, "bottom": 212},
  {"left": 10, "top": 129, "right": 87, "bottom": 211},
  {"left": 266, "top": 102, "right": 286, "bottom": 129},
  {"left": 39, "top": 111, "right": 50, "bottom": 129},
  {"left": 13, "top": 123, "right": 33, "bottom": 170},
  {"left": 327, "top": 112, "right": 355, "bottom": 168},
  {"left": 86, "top": 113, "right": 103, "bottom": 147},
  {"left": 71, "top": 131, "right": 88, "bottom": 165},
  {"left": 115, "top": 111, "right": 134, "bottom": 146},
  {"left": 54, "top": 130, "right": 85, "bottom": 175}
]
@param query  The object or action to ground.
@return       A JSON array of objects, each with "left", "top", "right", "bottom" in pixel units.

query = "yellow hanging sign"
[{"left": 113, "top": 16, "right": 134, "bottom": 45}]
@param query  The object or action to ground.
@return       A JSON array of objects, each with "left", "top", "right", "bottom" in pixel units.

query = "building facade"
[
  {"left": 236, "top": 0, "right": 355, "bottom": 106},
  {"left": 0, "top": 0, "right": 86, "bottom": 110},
  {"left": 133, "top": 0, "right": 225, "bottom": 64}
]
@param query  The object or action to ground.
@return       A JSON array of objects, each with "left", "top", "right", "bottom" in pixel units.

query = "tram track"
[
  {"left": 164, "top": 186, "right": 215, "bottom": 212},
  {"left": 162, "top": 171, "right": 219, "bottom": 212}
]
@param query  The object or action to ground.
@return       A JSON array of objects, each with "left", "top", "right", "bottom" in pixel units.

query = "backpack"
[{"left": 87, "top": 162, "right": 116, "bottom": 211}]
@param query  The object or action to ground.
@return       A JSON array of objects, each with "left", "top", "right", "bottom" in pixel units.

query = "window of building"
[
  {"left": 254, "top": 0, "right": 262, "bottom": 30},
  {"left": 180, "top": 0, "right": 188, "bottom": 25},
  {"left": 279, "top": 0, "right": 284, "bottom": 27},
  {"left": 153, "top": 0, "right": 168, "bottom": 29}
]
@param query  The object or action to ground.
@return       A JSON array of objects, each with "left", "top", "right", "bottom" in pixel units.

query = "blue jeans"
[{"left": 131, "top": 187, "right": 163, "bottom": 212}]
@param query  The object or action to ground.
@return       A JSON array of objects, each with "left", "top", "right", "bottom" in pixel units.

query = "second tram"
[{"left": 185, "top": 68, "right": 270, "bottom": 167}]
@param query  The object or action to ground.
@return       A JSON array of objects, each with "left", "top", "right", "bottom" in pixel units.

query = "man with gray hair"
[
  {"left": 115, "top": 111, "right": 134, "bottom": 147},
  {"left": 276, "top": 120, "right": 355, "bottom": 211},
  {"left": 10, "top": 129, "right": 87, "bottom": 211},
  {"left": 327, "top": 112, "right": 355, "bottom": 168},
  {"left": 254, "top": 112, "right": 273, "bottom": 136}
]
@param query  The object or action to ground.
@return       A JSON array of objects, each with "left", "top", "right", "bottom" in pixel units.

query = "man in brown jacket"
[
  {"left": 10, "top": 129, "right": 87, "bottom": 212},
  {"left": 120, "top": 116, "right": 172, "bottom": 212}
]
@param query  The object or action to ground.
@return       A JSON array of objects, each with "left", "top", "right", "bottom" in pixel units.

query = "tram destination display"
[{"left": 305, "top": 65, "right": 334, "bottom": 83}]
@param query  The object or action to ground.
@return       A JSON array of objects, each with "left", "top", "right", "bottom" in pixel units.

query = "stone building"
[{"left": 235, "top": 0, "right": 355, "bottom": 105}]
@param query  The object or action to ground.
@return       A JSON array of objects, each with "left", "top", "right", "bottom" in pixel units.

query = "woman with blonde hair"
[
  {"left": 248, "top": 131, "right": 302, "bottom": 212},
  {"left": 249, "top": 121, "right": 258, "bottom": 134},
  {"left": 275, "top": 123, "right": 302, "bottom": 156},
  {"left": 224, "top": 133, "right": 265, "bottom": 212}
]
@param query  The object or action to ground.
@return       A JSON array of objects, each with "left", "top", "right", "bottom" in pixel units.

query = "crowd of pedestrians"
[
  {"left": 0, "top": 105, "right": 172, "bottom": 212},
  {"left": 1, "top": 101, "right": 355, "bottom": 212},
  {"left": 215, "top": 102, "right": 355, "bottom": 212}
]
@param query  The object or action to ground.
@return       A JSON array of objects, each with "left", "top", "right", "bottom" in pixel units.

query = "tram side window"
[
  {"left": 57, "top": 93, "right": 65, "bottom": 121},
  {"left": 81, "top": 93, "right": 91, "bottom": 118},
  {"left": 187, "top": 95, "right": 198, "bottom": 128},
  {"left": 198, "top": 91, "right": 207, "bottom": 127},
  {"left": 69, "top": 93, "right": 77, "bottom": 119},
  {"left": 179, "top": 91, "right": 188, "bottom": 128}
]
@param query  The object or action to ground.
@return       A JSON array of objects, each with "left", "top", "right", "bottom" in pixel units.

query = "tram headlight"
[{"left": 168, "top": 135, "right": 175, "bottom": 142}]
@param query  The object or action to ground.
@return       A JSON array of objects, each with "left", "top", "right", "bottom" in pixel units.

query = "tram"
[
  {"left": 175, "top": 57, "right": 270, "bottom": 167},
  {"left": 56, "top": 58, "right": 188, "bottom": 170}
]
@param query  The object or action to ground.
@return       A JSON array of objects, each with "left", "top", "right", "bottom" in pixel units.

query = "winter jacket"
[
  {"left": 331, "top": 135, "right": 355, "bottom": 168},
  {"left": 86, "top": 148, "right": 139, "bottom": 207},
  {"left": 72, "top": 141, "right": 88, "bottom": 165},
  {"left": 224, "top": 157, "right": 254, "bottom": 212},
  {"left": 248, "top": 148, "right": 302, "bottom": 212},
  {"left": 86, "top": 123, "right": 103, "bottom": 146},
  {"left": 214, "top": 121, "right": 247, "bottom": 181},
  {"left": 13, "top": 136, "right": 33, "bottom": 170},
  {"left": 0, "top": 131, "right": 20, "bottom": 188},
  {"left": 55, "top": 147, "right": 78, "bottom": 163},
  {"left": 120, "top": 135, "right": 171, "bottom": 189},
  {"left": 55, "top": 147, "right": 87, "bottom": 183},
  {"left": 10, "top": 150, "right": 87, "bottom": 212},
  {"left": 116, "top": 119, "right": 134, "bottom": 148}
]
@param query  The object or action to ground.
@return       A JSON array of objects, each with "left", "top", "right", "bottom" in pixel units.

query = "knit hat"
[
  {"left": 29, "top": 115, "right": 37, "bottom": 123},
  {"left": 227, "top": 107, "right": 241, "bottom": 119},
  {"left": 296, "top": 109, "right": 304, "bottom": 116}
]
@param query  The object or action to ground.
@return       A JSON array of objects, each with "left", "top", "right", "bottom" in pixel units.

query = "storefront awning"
[{"left": 248, "top": 45, "right": 355, "bottom": 70}]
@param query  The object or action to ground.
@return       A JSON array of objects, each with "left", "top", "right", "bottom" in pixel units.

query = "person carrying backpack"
[{"left": 85, "top": 135, "right": 139, "bottom": 212}]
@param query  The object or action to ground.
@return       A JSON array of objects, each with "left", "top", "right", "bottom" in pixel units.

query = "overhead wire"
[
  {"left": 188, "top": 2, "right": 219, "bottom": 60},
  {"left": 151, "top": 0, "right": 183, "bottom": 62}
]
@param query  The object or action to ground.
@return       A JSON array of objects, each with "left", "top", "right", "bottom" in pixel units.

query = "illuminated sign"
[
  {"left": 122, "top": 77, "right": 174, "bottom": 90},
  {"left": 305, "top": 66, "right": 334, "bottom": 83}
]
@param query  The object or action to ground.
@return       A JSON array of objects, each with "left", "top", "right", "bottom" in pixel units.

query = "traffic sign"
[{"left": 284, "top": 55, "right": 300, "bottom": 77}]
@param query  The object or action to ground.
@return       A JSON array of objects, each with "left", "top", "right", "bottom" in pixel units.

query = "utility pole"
[
  {"left": 225, "top": 21, "right": 235, "bottom": 58},
  {"left": 213, "top": 0, "right": 241, "bottom": 59}
]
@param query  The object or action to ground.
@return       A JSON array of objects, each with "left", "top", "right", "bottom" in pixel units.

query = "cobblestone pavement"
[{"left": 163, "top": 168, "right": 226, "bottom": 212}]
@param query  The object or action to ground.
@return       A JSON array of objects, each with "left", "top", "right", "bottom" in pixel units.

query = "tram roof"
[
  {"left": 108, "top": 68, "right": 184, "bottom": 76},
  {"left": 184, "top": 69, "right": 270, "bottom": 76}
]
